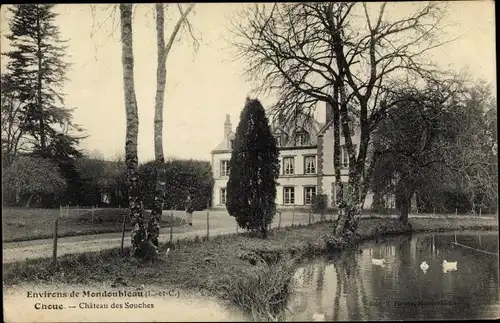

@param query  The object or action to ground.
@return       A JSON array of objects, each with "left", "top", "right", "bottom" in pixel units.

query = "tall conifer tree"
[
  {"left": 3, "top": 4, "right": 80, "bottom": 156},
  {"left": 3, "top": 4, "right": 84, "bottom": 205},
  {"left": 226, "top": 98, "right": 280, "bottom": 238}
]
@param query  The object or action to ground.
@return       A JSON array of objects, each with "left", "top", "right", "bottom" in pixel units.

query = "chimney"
[
  {"left": 325, "top": 102, "right": 333, "bottom": 124},
  {"left": 224, "top": 114, "right": 232, "bottom": 138}
]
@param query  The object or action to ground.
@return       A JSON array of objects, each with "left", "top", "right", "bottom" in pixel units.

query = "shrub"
[
  {"left": 312, "top": 194, "right": 328, "bottom": 216},
  {"left": 137, "top": 159, "right": 214, "bottom": 211}
]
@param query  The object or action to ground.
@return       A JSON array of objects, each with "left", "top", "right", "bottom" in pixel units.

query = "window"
[
  {"left": 220, "top": 188, "right": 227, "bottom": 205},
  {"left": 229, "top": 140, "right": 235, "bottom": 149},
  {"left": 275, "top": 136, "right": 282, "bottom": 147},
  {"left": 340, "top": 145, "right": 356, "bottom": 168},
  {"left": 283, "top": 187, "right": 295, "bottom": 205},
  {"left": 283, "top": 157, "right": 295, "bottom": 175},
  {"left": 220, "top": 160, "right": 229, "bottom": 176},
  {"left": 341, "top": 146, "right": 349, "bottom": 168},
  {"left": 341, "top": 145, "right": 357, "bottom": 168},
  {"left": 304, "top": 186, "right": 317, "bottom": 205},
  {"left": 295, "top": 132, "right": 309, "bottom": 146},
  {"left": 304, "top": 156, "right": 316, "bottom": 174}
]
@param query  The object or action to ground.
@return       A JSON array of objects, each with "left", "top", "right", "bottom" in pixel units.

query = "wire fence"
[{"left": 46, "top": 204, "right": 497, "bottom": 265}]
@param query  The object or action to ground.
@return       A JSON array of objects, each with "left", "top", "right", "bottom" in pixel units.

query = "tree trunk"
[
  {"left": 36, "top": 5, "right": 45, "bottom": 151},
  {"left": 399, "top": 196, "right": 410, "bottom": 227},
  {"left": 120, "top": 4, "right": 145, "bottom": 257},
  {"left": 334, "top": 175, "right": 363, "bottom": 238},
  {"left": 154, "top": 3, "right": 166, "bottom": 162},
  {"left": 397, "top": 180, "right": 415, "bottom": 227},
  {"left": 333, "top": 81, "right": 343, "bottom": 205},
  {"left": 153, "top": 2, "right": 195, "bottom": 160},
  {"left": 147, "top": 4, "right": 167, "bottom": 248},
  {"left": 333, "top": 79, "right": 364, "bottom": 238}
]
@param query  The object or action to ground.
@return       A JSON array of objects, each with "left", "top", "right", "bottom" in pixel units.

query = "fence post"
[
  {"left": 91, "top": 206, "right": 95, "bottom": 223},
  {"left": 455, "top": 208, "right": 458, "bottom": 216},
  {"left": 308, "top": 208, "right": 312, "bottom": 225},
  {"left": 170, "top": 210, "right": 174, "bottom": 245},
  {"left": 292, "top": 207, "right": 295, "bottom": 227},
  {"left": 236, "top": 222, "right": 239, "bottom": 233},
  {"left": 479, "top": 207, "right": 482, "bottom": 217},
  {"left": 59, "top": 205, "right": 62, "bottom": 218},
  {"left": 67, "top": 205, "right": 69, "bottom": 217},
  {"left": 52, "top": 219, "right": 58, "bottom": 266},
  {"left": 206, "top": 200, "right": 210, "bottom": 240},
  {"left": 120, "top": 214, "right": 126, "bottom": 255},
  {"left": 278, "top": 211, "right": 282, "bottom": 229},
  {"left": 77, "top": 205, "right": 79, "bottom": 216}
]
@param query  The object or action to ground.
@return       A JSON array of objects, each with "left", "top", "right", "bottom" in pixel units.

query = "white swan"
[
  {"left": 372, "top": 258, "right": 386, "bottom": 266},
  {"left": 420, "top": 261, "right": 429, "bottom": 272},
  {"left": 312, "top": 313, "right": 325, "bottom": 321},
  {"left": 443, "top": 260, "right": 457, "bottom": 272}
]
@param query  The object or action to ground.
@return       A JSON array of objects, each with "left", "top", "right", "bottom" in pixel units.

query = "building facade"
[{"left": 210, "top": 104, "right": 374, "bottom": 209}]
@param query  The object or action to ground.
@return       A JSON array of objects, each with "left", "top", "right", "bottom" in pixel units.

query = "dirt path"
[
  {"left": 2, "top": 211, "right": 314, "bottom": 263},
  {"left": 3, "top": 211, "right": 495, "bottom": 263}
]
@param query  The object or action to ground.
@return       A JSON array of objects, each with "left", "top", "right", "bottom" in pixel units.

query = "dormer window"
[
  {"left": 294, "top": 132, "right": 309, "bottom": 146},
  {"left": 275, "top": 136, "right": 282, "bottom": 147},
  {"left": 230, "top": 139, "right": 235, "bottom": 149}
]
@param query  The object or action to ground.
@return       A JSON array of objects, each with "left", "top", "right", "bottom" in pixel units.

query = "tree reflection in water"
[{"left": 286, "top": 231, "right": 499, "bottom": 321}]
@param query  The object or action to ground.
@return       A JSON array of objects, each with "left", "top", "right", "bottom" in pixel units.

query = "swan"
[
  {"left": 372, "top": 258, "right": 386, "bottom": 266},
  {"left": 312, "top": 313, "right": 325, "bottom": 321},
  {"left": 420, "top": 261, "right": 429, "bottom": 271},
  {"left": 443, "top": 260, "right": 457, "bottom": 272},
  {"left": 443, "top": 260, "right": 457, "bottom": 268}
]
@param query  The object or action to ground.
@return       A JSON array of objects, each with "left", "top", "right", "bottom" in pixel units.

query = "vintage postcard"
[{"left": 2, "top": 2, "right": 498, "bottom": 322}]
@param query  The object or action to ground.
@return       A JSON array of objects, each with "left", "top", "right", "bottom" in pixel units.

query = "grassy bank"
[
  {"left": 3, "top": 216, "right": 497, "bottom": 320},
  {"left": 2, "top": 208, "right": 182, "bottom": 243}
]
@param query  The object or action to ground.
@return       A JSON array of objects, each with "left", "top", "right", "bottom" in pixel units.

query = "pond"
[{"left": 287, "top": 231, "right": 499, "bottom": 321}]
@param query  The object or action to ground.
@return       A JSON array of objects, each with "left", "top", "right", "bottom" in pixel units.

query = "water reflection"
[{"left": 287, "top": 231, "right": 500, "bottom": 321}]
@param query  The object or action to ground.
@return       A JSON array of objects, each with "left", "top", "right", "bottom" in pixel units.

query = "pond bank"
[{"left": 3, "top": 216, "right": 498, "bottom": 321}]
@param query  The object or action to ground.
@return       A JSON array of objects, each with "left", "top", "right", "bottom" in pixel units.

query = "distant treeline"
[{"left": 2, "top": 155, "right": 214, "bottom": 211}]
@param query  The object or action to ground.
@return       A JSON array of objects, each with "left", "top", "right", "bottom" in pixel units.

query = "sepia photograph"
[{"left": 1, "top": 1, "right": 498, "bottom": 322}]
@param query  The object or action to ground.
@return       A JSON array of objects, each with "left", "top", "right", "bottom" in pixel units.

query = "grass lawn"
[{"left": 2, "top": 207, "right": 182, "bottom": 243}]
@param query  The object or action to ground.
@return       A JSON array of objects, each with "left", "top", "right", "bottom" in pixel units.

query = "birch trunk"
[
  {"left": 154, "top": 3, "right": 166, "bottom": 162},
  {"left": 149, "top": 4, "right": 195, "bottom": 246},
  {"left": 153, "top": 3, "right": 195, "bottom": 161},
  {"left": 148, "top": 4, "right": 167, "bottom": 248},
  {"left": 120, "top": 4, "right": 145, "bottom": 257}
]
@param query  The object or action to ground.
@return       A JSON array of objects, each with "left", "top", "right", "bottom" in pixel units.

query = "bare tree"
[
  {"left": 148, "top": 3, "right": 197, "bottom": 248},
  {"left": 231, "top": 2, "right": 454, "bottom": 239},
  {"left": 445, "top": 81, "right": 498, "bottom": 214},
  {"left": 119, "top": 3, "right": 150, "bottom": 258},
  {"left": 153, "top": 3, "right": 197, "bottom": 162},
  {"left": 1, "top": 74, "right": 27, "bottom": 165}
]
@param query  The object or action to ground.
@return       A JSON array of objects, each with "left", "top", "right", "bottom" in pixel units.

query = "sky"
[{"left": 0, "top": 2, "right": 496, "bottom": 163}]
